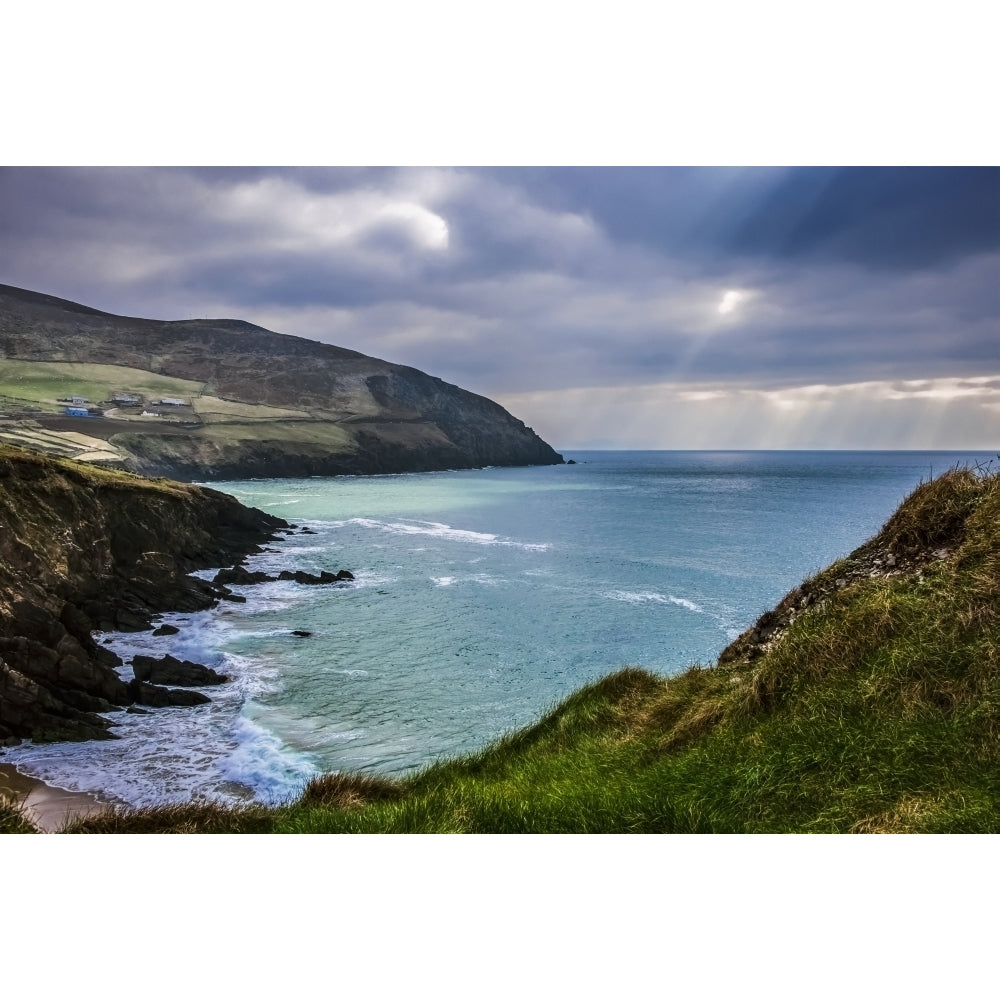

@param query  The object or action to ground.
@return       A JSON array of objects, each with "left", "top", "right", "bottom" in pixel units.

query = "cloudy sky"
[{"left": 1, "top": 165, "right": 997, "bottom": 450}]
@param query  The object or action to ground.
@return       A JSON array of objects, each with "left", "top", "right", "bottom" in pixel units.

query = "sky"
[
  {"left": 2, "top": 1, "right": 998, "bottom": 452},
  {"left": 1, "top": 165, "right": 996, "bottom": 450}
]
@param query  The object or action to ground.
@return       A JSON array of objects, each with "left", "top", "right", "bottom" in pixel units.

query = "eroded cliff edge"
[{"left": 0, "top": 445, "right": 287, "bottom": 742}]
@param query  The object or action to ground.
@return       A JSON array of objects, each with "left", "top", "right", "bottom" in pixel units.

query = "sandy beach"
[{"left": 0, "top": 762, "right": 111, "bottom": 833}]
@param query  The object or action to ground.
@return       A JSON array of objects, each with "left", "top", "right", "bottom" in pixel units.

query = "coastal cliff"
[
  {"left": 39, "top": 464, "right": 999, "bottom": 834},
  {"left": 4, "top": 458, "right": 997, "bottom": 832},
  {"left": 0, "top": 445, "right": 286, "bottom": 743},
  {"left": 0, "top": 283, "right": 563, "bottom": 479}
]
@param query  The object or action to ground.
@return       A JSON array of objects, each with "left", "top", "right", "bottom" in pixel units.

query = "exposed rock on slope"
[
  {"left": 0, "top": 283, "right": 563, "bottom": 480},
  {"left": 719, "top": 465, "right": 994, "bottom": 666},
  {"left": 0, "top": 445, "right": 286, "bottom": 742}
]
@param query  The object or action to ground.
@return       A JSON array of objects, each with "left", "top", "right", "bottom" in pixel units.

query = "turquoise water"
[{"left": 4, "top": 450, "right": 994, "bottom": 806}]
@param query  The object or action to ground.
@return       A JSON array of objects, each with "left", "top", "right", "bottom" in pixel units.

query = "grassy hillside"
[
  {"left": 0, "top": 359, "right": 206, "bottom": 411},
  {"left": 0, "top": 283, "right": 564, "bottom": 478},
  {"left": 0, "top": 358, "right": 352, "bottom": 467},
  {"left": 5, "top": 464, "right": 984, "bottom": 834}
]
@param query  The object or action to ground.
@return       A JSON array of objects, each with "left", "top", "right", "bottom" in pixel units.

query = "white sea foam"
[
  {"left": 234, "top": 580, "right": 314, "bottom": 614},
  {"left": 605, "top": 590, "right": 704, "bottom": 613},
  {"left": 219, "top": 716, "right": 318, "bottom": 804},
  {"left": 349, "top": 570, "right": 398, "bottom": 589},
  {"left": 4, "top": 631, "right": 314, "bottom": 808},
  {"left": 432, "top": 573, "right": 498, "bottom": 587},
  {"left": 342, "top": 517, "right": 549, "bottom": 551},
  {"left": 668, "top": 596, "right": 702, "bottom": 613}
]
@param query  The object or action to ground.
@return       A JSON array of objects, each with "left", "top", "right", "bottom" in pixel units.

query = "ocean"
[{"left": 4, "top": 449, "right": 995, "bottom": 808}]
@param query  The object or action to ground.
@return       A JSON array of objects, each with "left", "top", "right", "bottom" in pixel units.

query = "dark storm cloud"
[
  {"left": 730, "top": 167, "right": 1000, "bottom": 268},
  {"left": 0, "top": 165, "right": 997, "bottom": 417},
  {"left": 485, "top": 166, "right": 1000, "bottom": 270}
]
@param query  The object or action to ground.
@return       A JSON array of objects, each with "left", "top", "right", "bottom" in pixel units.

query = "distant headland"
[{"left": 0, "top": 283, "right": 563, "bottom": 480}]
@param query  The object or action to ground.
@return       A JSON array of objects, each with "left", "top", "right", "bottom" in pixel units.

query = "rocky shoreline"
[{"left": 0, "top": 444, "right": 332, "bottom": 745}]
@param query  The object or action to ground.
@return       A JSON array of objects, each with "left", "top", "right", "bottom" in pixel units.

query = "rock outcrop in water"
[
  {"left": 0, "top": 283, "right": 563, "bottom": 480},
  {"left": 0, "top": 445, "right": 287, "bottom": 743}
]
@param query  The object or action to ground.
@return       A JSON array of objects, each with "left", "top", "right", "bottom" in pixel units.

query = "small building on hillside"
[
  {"left": 111, "top": 393, "right": 141, "bottom": 405},
  {"left": 70, "top": 396, "right": 89, "bottom": 405},
  {"left": 65, "top": 407, "right": 90, "bottom": 417},
  {"left": 158, "top": 397, "right": 186, "bottom": 406}
]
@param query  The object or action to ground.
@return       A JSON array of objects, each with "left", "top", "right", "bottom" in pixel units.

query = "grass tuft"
[
  {"left": 0, "top": 797, "right": 38, "bottom": 834},
  {"left": 299, "top": 771, "right": 405, "bottom": 808}
]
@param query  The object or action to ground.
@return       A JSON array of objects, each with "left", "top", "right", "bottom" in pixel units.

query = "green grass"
[
  {"left": 43, "top": 467, "right": 1000, "bottom": 834},
  {"left": 0, "top": 360, "right": 205, "bottom": 411},
  {"left": 0, "top": 798, "right": 37, "bottom": 834},
  {"left": 0, "top": 360, "right": 359, "bottom": 465},
  {"left": 192, "top": 395, "right": 311, "bottom": 422}
]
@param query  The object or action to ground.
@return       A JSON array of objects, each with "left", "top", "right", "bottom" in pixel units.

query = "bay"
[{"left": 4, "top": 449, "right": 994, "bottom": 807}]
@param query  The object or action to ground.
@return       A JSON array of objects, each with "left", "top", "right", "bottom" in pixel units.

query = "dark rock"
[
  {"left": 132, "top": 654, "right": 229, "bottom": 686},
  {"left": 163, "top": 686, "right": 212, "bottom": 707},
  {"left": 567, "top": 459, "right": 577, "bottom": 464},
  {"left": 0, "top": 635, "right": 129, "bottom": 706},
  {"left": 291, "top": 630, "right": 312, "bottom": 638},
  {"left": 59, "top": 601, "right": 94, "bottom": 642},
  {"left": 116, "top": 608, "right": 153, "bottom": 632},
  {"left": 1, "top": 658, "right": 118, "bottom": 742},
  {"left": 0, "top": 443, "right": 286, "bottom": 742},
  {"left": 277, "top": 568, "right": 355, "bottom": 585},
  {"left": 213, "top": 565, "right": 276, "bottom": 586},
  {"left": 94, "top": 644, "right": 122, "bottom": 668},
  {"left": 126, "top": 705, "right": 149, "bottom": 715},
  {"left": 152, "top": 624, "right": 180, "bottom": 636},
  {"left": 128, "top": 679, "right": 211, "bottom": 707},
  {"left": 57, "top": 689, "right": 118, "bottom": 714}
]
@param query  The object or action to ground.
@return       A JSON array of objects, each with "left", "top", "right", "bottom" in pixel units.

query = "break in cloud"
[{"left": 0, "top": 166, "right": 997, "bottom": 449}]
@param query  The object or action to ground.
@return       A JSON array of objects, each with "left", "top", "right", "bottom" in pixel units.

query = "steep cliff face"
[
  {"left": 0, "top": 445, "right": 286, "bottom": 742},
  {"left": 0, "top": 283, "right": 563, "bottom": 479}
]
